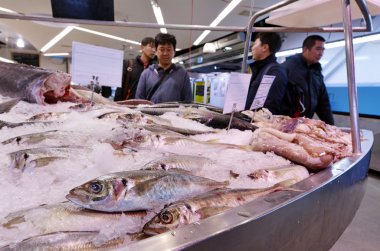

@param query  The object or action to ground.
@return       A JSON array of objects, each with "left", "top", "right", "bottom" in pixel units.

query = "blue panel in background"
[{"left": 327, "top": 86, "right": 380, "bottom": 116}]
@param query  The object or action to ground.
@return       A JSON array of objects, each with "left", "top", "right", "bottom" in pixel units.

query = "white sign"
[
  {"left": 71, "top": 41, "right": 124, "bottom": 87},
  {"left": 222, "top": 72, "right": 251, "bottom": 114},
  {"left": 249, "top": 75, "right": 276, "bottom": 110}
]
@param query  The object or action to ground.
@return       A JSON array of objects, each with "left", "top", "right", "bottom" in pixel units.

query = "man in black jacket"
[
  {"left": 114, "top": 37, "right": 156, "bottom": 101},
  {"left": 282, "top": 35, "right": 334, "bottom": 125},
  {"left": 245, "top": 32, "right": 288, "bottom": 115}
]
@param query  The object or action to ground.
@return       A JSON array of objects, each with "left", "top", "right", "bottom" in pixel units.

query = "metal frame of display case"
[{"left": 0, "top": 1, "right": 374, "bottom": 250}]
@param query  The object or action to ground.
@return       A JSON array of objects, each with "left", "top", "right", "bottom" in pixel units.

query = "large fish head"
[
  {"left": 66, "top": 175, "right": 130, "bottom": 212},
  {"left": 143, "top": 203, "right": 192, "bottom": 235}
]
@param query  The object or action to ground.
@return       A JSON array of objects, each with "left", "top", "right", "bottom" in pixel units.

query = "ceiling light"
[
  {"left": 276, "top": 33, "right": 380, "bottom": 58},
  {"left": 0, "top": 56, "right": 14, "bottom": 63},
  {"left": 16, "top": 38, "right": 25, "bottom": 48},
  {"left": 0, "top": 7, "right": 18, "bottom": 14},
  {"left": 193, "top": 0, "right": 242, "bottom": 45},
  {"left": 43, "top": 53, "right": 70, "bottom": 57},
  {"left": 73, "top": 27, "right": 140, "bottom": 45},
  {"left": 203, "top": 43, "right": 217, "bottom": 53},
  {"left": 40, "top": 26, "right": 75, "bottom": 52},
  {"left": 150, "top": 0, "right": 167, "bottom": 33}
]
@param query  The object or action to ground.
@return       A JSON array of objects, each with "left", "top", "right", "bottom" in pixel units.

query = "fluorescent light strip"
[
  {"left": 0, "top": 7, "right": 18, "bottom": 14},
  {"left": 73, "top": 26, "right": 140, "bottom": 45},
  {"left": 151, "top": 0, "right": 167, "bottom": 33},
  {"left": 276, "top": 33, "right": 380, "bottom": 58},
  {"left": 0, "top": 56, "right": 14, "bottom": 63},
  {"left": 275, "top": 48, "right": 302, "bottom": 57},
  {"left": 43, "top": 53, "right": 70, "bottom": 57},
  {"left": 40, "top": 26, "right": 74, "bottom": 52},
  {"left": 193, "top": 0, "right": 242, "bottom": 45}
]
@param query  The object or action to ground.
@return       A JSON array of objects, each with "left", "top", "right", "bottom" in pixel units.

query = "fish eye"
[
  {"left": 89, "top": 182, "right": 103, "bottom": 194},
  {"left": 122, "top": 178, "right": 128, "bottom": 186},
  {"left": 160, "top": 163, "right": 167, "bottom": 170},
  {"left": 134, "top": 134, "right": 145, "bottom": 142},
  {"left": 160, "top": 212, "right": 173, "bottom": 224}
]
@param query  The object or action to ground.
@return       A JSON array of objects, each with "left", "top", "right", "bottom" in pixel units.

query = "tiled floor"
[{"left": 330, "top": 171, "right": 380, "bottom": 251}]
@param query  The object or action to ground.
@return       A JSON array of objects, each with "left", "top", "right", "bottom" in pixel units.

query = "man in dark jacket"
[
  {"left": 245, "top": 32, "right": 288, "bottom": 115},
  {"left": 282, "top": 35, "right": 334, "bottom": 125},
  {"left": 114, "top": 37, "right": 156, "bottom": 101},
  {"left": 135, "top": 33, "right": 192, "bottom": 104}
]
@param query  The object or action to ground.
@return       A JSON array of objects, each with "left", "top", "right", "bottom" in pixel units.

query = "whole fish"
[
  {"left": 248, "top": 165, "right": 309, "bottom": 183},
  {"left": 0, "top": 98, "right": 20, "bottom": 114},
  {"left": 182, "top": 108, "right": 258, "bottom": 131},
  {"left": 27, "top": 111, "right": 70, "bottom": 121},
  {"left": 0, "top": 61, "right": 84, "bottom": 104},
  {"left": 0, "top": 119, "right": 52, "bottom": 130},
  {"left": 0, "top": 231, "right": 131, "bottom": 251},
  {"left": 114, "top": 126, "right": 249, "bottom": 152},
  {"left": 2, "top": 201, "right": 147, "bottom": 239},
  {"left": 143, "top": 154, "right": 215, "bottom": 172},
  {"left": 143, "top": 181, "right": 297, "bottom": 235},
  {"left": 66, "top": 170, "right": 229, "bottom": 212},
  {"left": 8, "top": 146, "right": 88, "bottom": 171},
  {"left": 135, "top": 106, "right": 257, "bottom": 131},
  {"left": 1, "top": 130, "right": 90, "bottom": 147}
]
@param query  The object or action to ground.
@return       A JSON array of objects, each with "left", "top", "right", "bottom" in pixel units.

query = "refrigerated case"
[{"left": 0, "top": 0, "right": 375, "bottom": 250}]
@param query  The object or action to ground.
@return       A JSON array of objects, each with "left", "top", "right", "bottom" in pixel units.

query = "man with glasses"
[{"left": 135, "top": 33, "right": 192, "bottom": 104}]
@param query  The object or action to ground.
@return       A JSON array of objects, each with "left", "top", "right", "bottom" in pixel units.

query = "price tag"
[{"left": 250, "top": 75, "right": 276, "bottom": 110}]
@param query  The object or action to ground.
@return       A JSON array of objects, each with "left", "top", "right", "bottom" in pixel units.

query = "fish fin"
[
  {"left": 239, "top": 145, "right": 253, "bottom": 151},
  {"left": 273, "top": 179, "right": 304, "bottom": 192},
  {"left": 0, "top": 98, "right": 21, "bottom": 114},
  {"left": 195, "top": 206, "right": 232, "bottom": 218},
  {"left": 205, "top": 139, "right": 220, "bottom": 143},
  {"left": 167, "top": 168, "right": 192, "bottom": 175},
  {"left": 2, "top": 216, "right": 26, "bottom": 229},
  {"left": 221, "top": 180, "right": 230, "bottom": 187}
]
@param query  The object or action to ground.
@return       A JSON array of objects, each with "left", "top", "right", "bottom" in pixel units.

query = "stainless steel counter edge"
[{"left": 125, "top": 129, "right": 373, "bottom": 251}]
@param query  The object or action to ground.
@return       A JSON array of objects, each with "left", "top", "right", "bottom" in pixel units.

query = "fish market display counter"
[{"left": 128, "top": 130, "right": 373, "bottom": 251}]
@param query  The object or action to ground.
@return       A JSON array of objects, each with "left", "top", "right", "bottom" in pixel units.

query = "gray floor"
[{"left": 330, "top": 167, "right": 380, "bottom": 250}]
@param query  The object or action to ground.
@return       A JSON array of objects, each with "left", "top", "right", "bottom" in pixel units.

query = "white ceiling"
[{"left": 0, "top": 0, "right": 281, "bottom": 57}]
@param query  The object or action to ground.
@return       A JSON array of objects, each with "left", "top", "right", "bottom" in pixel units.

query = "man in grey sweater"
[{"left": 135, "top": 33, "right": 193, "bottom": 104}]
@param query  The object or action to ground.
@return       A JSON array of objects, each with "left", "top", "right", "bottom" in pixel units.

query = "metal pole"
[{"left": 342, "top": 0, "right": 361, "bottom": 154}]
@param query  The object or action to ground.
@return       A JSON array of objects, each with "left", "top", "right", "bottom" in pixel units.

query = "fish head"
[
  {"left": 143, "top": 203, "right": 192, "bottom": 235},
  {"left": 66, "top": 175, "right": 130, "bottom": 212},
  {"left": 9, "top": 152, "right": 34, "bottom": 171},
  {"left": 117, "top": 113, "right": 144, "bottom": 124},
  {"left": 121, "top": 127, "right": 161, "bottom": 149}
]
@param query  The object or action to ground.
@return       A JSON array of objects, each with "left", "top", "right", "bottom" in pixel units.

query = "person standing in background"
[
  {"left": 135, "top": 33, "right": 192, "bottom": 104},
  {"left": 282, "top": 35, "right": 334, "bottom": 125},
  {"left": 245, "top": 32, "right": 288, "bottom": 115},
  {"left": 114, "top": 37, "right": 156, "bottom": 101}
]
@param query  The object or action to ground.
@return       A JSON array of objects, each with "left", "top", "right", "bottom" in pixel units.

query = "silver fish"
[
  {"left": 143, "top": 154, "right": 215, "bottom": 172},
  {"left": 66, "top": 170, "right": 229, "bottom": 212},
  {"left": 1, "top": 130, "right": 90, "bottom": 146},
  {"left": 143, "top": 180, "right": 298, "bottom": 235},
  {"left": 0, "top": 231, "right": 130, "bottom": 251},
  {"left": 114, "top": 126, "right": 249, "bottom": 152},
  {"left": 247, "top": 164, "right": 309, "bottom": 183},
  {"left": 2, "top": 201, "right": 147, "bottom": 239},
  {"left": 0, "top": 119, "right": 52, "bottom": 130},
  {"left": 27, "top": 112, "right": 70, "bottom": 121},
  {"left": 8, "top": 146, "right": 88, "bottom": 171}
]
